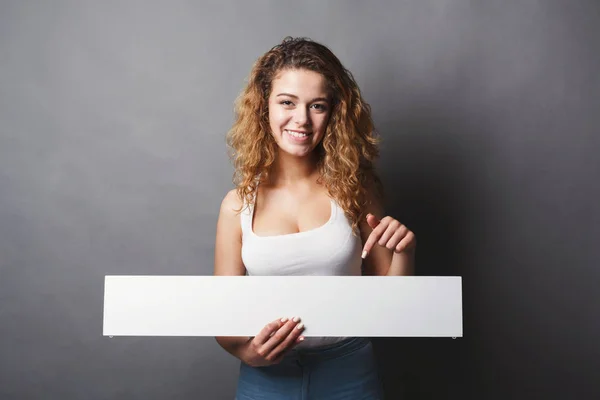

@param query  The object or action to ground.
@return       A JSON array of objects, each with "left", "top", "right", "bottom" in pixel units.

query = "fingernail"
[
  {"left": 296, "top": 323, "right": 304, "bottom": 330},
  {"left": 292, "top": 316, "right": 300, "bottom": 323},
  {"left": 299, "top": 336, "right": 305, "bottom": 341},
  {"left": 281, "top": 317, "right": 288, "bottom": 323},
  {"left": 361, "top": 250, "right": 367, "bottom": 259}
]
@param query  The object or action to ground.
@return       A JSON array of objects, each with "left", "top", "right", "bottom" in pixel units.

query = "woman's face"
[{"left": 268, "top": 68, "right": 331, "bottom": 158}]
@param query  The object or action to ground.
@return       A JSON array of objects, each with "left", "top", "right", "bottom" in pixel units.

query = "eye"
[
  {"left": 311, "top": 103, "right": 328, "bottom": 112},
  {"left": 280, "top": 100, "right": 294, "bottom": 106}
]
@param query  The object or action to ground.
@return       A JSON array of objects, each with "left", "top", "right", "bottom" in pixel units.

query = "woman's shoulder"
[
  {"left": 358, "top": 178, "right": 385, "bottom": 226},
  {"left": 220, "top": 189, "right": 244, "bottom": 217},
  {"left": 363, "top": 176, "right": 384, "bottom": 206}
]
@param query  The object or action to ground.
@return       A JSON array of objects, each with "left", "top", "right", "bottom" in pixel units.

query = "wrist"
[
  {"left": 387, "top": 250, "right": 415, "bottom": 276},
  {"left": 216, "top": 336, "right": 252, "bottom": 361},
  {"left": 236, "top": 339, "right": 252, "bottom": 362}
]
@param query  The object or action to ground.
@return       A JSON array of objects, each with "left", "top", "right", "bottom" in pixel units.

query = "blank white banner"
[{"left": 103, "top": 276, "right": 462, "bottom": 337}]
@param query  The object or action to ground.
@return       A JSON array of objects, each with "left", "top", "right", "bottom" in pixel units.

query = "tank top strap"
[{"left": 239, "top": 190, "right": 257, "bottom": 235}]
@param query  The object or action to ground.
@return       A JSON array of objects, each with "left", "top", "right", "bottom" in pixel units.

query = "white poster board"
[{"left": 103, "top": 276, "right": 462, "bottom": 337}]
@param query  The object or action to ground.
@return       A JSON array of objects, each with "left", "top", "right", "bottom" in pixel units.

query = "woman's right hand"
[{"left": 241, "top": 317, "right": 305, "bottom": 367}]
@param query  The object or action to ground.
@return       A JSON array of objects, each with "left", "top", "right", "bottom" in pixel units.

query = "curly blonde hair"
[{"left": 227, "top": 37, "right": 383, "bottom": 234}]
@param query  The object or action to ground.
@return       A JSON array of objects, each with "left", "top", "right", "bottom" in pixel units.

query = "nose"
[{"left": 294, "top": 106, "right": 311, "bottom": 127}]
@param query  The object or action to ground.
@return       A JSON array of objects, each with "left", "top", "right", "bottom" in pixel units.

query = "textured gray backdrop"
[{"left": 1, "top": 1, "right": 598, "bottom": 399}]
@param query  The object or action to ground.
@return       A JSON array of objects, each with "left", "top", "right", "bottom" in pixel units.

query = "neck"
[{"left": 267, "top": 151, "right": 320, "bottom": 187}]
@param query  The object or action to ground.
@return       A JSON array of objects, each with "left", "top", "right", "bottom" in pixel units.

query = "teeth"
[{"left": 285, "top": 130, "right": 309, "bottom": 138}]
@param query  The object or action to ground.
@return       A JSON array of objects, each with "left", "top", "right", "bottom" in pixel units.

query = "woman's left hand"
[{"left": 361, "top": 214, "right": 416, "bottom": 259}]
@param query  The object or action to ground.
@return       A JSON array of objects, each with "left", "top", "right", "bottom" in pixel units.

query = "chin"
[
  {"left": 280, "top": 147, "right": 314, "bottom": 158},
  {"left": 275, "top": 137, "right": 320, "bottom": 158}
]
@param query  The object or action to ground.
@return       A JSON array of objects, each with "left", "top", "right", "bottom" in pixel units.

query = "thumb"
[{"left": 366, "top": 213, "right": 380, "bottom": 229}]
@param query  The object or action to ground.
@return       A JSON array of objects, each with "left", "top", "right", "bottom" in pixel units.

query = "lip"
[
  {"left": 285, "top": 129, "right": 311, "bottom": 134},
  {"left": 284, "top": 129, "right": 312, "bottom": 142}
]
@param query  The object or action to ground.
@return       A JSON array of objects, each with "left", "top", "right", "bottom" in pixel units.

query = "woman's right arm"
[
  {"left": 213, "top": 190, "right": 251, "bottom": 358},
  {"left": 214, "top": 190, "right": 305, "bottom": 366}
]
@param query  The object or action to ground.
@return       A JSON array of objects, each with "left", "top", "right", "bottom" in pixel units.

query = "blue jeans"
[{"left": 235, "top": 337, "right": 384, "bottom": 399}]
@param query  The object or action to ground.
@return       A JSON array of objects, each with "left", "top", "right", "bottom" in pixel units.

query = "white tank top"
[{"left": 240, "top": 194, "right": 363, "bottom": 348}]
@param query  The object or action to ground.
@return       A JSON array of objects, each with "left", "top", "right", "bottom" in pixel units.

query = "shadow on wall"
[{"left": 370, "top": 105, "right": 486, "bottom": 399}]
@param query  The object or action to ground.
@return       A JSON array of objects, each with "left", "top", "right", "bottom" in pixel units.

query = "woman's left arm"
[{"left": 359, "top": 193, "right": 416, "bottom": 276}]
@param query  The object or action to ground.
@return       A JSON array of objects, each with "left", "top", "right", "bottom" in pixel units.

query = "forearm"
[
  {"left": 215, "top": 336, "right": 251, "bottom": 360},
  {"left": 386, "top": 250, "right": 415, "bottom": 276}
]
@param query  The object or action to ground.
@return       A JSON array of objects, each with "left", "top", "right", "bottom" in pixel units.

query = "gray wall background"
[{"left": 1, "top": 1, "right": 598, "bottom": 399}]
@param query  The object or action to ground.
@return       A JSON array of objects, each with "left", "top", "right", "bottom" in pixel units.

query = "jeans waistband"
[{"left": 287, "top": 337, "right": 371, "bottom": 361}]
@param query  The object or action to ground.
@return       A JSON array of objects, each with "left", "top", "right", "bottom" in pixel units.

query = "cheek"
[
  {"left": 268, "top": 108, "right": 287, "bottom": 131},
  {"left": 315, "top": 114, "right": 331, "bottom": 132}
]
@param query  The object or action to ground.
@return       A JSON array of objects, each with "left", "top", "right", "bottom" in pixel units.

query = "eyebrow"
[{"left": 276, "top": 93, "right": 329, "bottom": 103}]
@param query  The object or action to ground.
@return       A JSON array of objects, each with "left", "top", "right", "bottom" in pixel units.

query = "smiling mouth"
[{"left": 284, "top": 129, "right": 312, "bottom": 138}]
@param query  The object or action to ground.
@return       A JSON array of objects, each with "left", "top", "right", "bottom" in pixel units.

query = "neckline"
[{"left": 249, "top": 198, "right": 336, "bottom": 239}]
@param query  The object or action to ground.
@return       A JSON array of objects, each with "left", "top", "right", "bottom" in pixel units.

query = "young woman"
[{"left": 214, "top": 37, "right": 416, "bottom": 399}]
